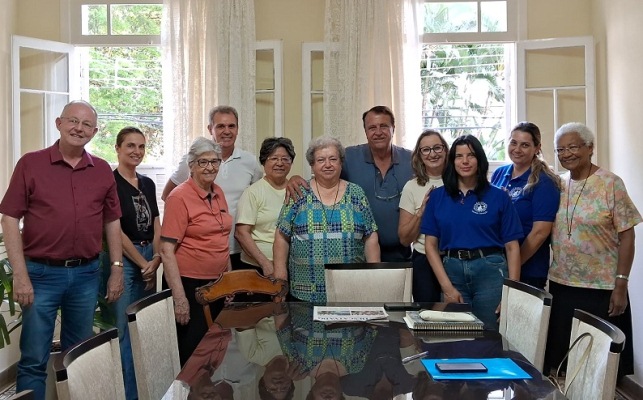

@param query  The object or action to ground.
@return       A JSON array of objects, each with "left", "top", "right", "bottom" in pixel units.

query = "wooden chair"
[
  {"left": 563, "top": 309, "right": 626, "bottom": 400},
  {"left": 195, "top": 270, "right": 288, "bottom": 327},
  {"left": 498, "top": 279, "right": 552, "bottom": 372},
  {"left": 324, "top": 262, "right": 413, "bottom": 302},
  {"left": 126, "top": 289, "right": 181, "bottom": 400},
  {"left": 53, "top": 327, "right": 125, "bottom": 400}
]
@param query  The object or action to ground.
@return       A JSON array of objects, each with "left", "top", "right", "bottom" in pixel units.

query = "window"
[
  {"left": 421, "top": 43, "right": 510, "bottom": 160},
  {"left": 67, "top": 1, "right": 163, "bottom": 164},
  {"left": 418, "top": 0, "right": 517, "bottom": 161}
]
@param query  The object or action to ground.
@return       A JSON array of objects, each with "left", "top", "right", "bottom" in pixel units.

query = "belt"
[
  {"left": 133, "top": 241, "right": 151, "bottom": 247},
  {"left": 26, "top": 255, "right": 99, "bottom": 267},
  {"left": 445, "top": 247, "right": 503, "bottom": 260}
]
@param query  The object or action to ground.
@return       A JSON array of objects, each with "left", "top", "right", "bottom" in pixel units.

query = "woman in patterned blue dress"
[{"left": 273, "top": 136, "right": 380, "bottom": 302}]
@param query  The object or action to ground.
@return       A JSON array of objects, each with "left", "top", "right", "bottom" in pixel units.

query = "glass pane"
[
  {"left": 256, "top": 92, "right": 275, "bottom": 143},
  {"left": 558, "top": 89, "right": 586, "bottom": 126},
  {"left": 86, "top": 46, "right": 164, "bottom": 163},
  {"left": 20, "top": 93, "right": 45, "bottom": 155},
  {"left": 311, "top": 51, "right": 324, "bottom": 91},
  {"left": 420, "top": 43, "right": 507, "bottom": 160},
  {"left": 526, "top": 90, "right": 555, "bottom": 163},
  {"left": 82, "top": 4, "right": 108, "bottom": 35},
  {"left": 110, "top": 4, "right": 162, "bottom": 35},
  {"left": 423, "top": 2, "right": 478, "bottom": 33},
  {"left": 526, "top": 47, "right": 585, "bottom": 89},
  {"left": 312, "top": 94, "right": 324, "bottom": 138},
  {"left": 19, "top": 48, "right": 69, "bottom": 92},
  {"left": 256, "top": 50, "right": 275, "bottom": 91},
  {"left": 481, "top": 1, "right": 507, "bottom": 32}
]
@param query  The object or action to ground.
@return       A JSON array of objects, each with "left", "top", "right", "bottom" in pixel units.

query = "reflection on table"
[{"left": 166, "top": 302, "right": 567, "bottom": 400}]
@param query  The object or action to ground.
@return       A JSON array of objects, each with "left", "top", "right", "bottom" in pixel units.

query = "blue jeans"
[
  {"left": 16, "top": 259, "right": 100, "bottom": 400},
  {"left": 100, "top": 245, "right": 154, "bottom": 400},
  {"left": 443, "top": 253, "right": 508, "bottom": 331}
]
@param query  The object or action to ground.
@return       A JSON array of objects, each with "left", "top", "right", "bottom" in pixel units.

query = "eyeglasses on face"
[
  {"left": 267, "top": 156, "right": 293, "bottom": 164},
  {"left": 60, "top": 116, "right": 95, "bottom": 131},
  {"left": 195, "top": 158, "right": 222, "bottom": 168},
  {"left": 555, "top": 144, "right": 584, "bottom": 155},
  {"left": 419, "top": 144, "right": 446, "bottom": 155}
]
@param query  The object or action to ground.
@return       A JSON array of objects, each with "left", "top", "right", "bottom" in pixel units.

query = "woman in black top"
[{"left": 101, "top": 126, "right": 161, "bottom": 400}]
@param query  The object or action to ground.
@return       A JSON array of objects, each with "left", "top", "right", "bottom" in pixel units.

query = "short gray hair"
[
  {"left": 187, "top": 137, "right": 222, "bottom": 164},
  {"left": 305, "top": 136, "right": 345, "bottom": 166},
  {"left": 554, "top": 122, "right": 595, "bottom": 146}
]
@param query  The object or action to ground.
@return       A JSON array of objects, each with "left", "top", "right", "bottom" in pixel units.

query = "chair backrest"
[
  {"left": 564, "top": 309, "right": 626, "bottom": 400},
  {"left": 324, "top": 262, "right": 413, "bottom": 302},
  {"left": 195, "top": 270, "right": 288, "bottom": 327},
  {"left": 498, "top": 279, "right": 552, "bottom": 372},
  {"left": 8, "top": 390, "right": 34, "bottom": 400},
  {"left": 126, "top": 289, "right": 181, "bottom": 400},
  {"left": 53, "top": 327, "right": 125, "bottom": 400}
]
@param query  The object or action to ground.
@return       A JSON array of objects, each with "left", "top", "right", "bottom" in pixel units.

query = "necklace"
[
  {"left": 315, "top": 179, "right": 340, "bottom": 229},
  {"left": 205, "top": 193, "right": 225, "bottom": 231},
  {"left": 565, "top": 166, "right": 592, "bottom": 239}
]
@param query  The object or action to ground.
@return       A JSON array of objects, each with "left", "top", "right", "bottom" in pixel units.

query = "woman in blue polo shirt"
[
  {"left": 420, "top": 135, "right": 523, "bottom": 330},
  {"left": 491, "top": 122, "right": 562, "bottom": 289}
]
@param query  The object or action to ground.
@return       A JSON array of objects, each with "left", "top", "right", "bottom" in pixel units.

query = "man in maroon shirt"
[{"left": 0, "top": 100, "right": 124, "bottom": 399}]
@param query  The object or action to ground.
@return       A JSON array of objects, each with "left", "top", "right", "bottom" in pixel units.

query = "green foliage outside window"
[{"left": 85, "top": 4, "right": 164, "bottom": 164}]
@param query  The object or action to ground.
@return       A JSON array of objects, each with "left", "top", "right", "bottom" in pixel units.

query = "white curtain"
[
  {"left": 324, "top": 0, "right": 422, "bottom": 148},
  {"left": 163, "top": 0, "right": 256, "bottom": 164}
]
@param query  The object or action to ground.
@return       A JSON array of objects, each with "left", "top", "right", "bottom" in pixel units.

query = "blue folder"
[{"left": 422, "top": 358, "right": 532, "bottom": 380}]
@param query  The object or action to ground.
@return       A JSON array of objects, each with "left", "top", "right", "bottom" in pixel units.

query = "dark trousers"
[
  {"left": 411, "top": 250, "right": 441, "bottom": 302},
  {"left": 162, "top": 276, "right": 224, "bottom": 366}
]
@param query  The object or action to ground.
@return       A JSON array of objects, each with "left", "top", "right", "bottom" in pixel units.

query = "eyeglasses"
[
  {"left": 267, "top": 156, "right": 293, "bottom": 164},
  {"left": 60, "top": 116, "right": 95, "bottom": 131},
  {"left": 555, "top": 144, "right": 584, "bottom": 155},
  {"left": 195, "top": 158, "right": 222, "bottom": 168},
  {"left": 374, "top": 170, "right": 401, "bottom": 201},
  {"left": 419, "top": 145, "right": 446, "bottom": 155}
]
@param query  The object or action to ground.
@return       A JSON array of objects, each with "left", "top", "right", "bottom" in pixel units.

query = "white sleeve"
[
  {"left": 250, "top": 158, "right": 264, "bottom": 184},
  {"left": 169, "top": 153, "right": 190, "bottom": 185}
]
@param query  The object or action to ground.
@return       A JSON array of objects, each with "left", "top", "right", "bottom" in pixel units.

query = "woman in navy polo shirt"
[
  {"left": 491, "top": 122, "right": 562, "bottom": 289},
  {"left": 420, "top": 135, "right": 523, "bottom": 330}
]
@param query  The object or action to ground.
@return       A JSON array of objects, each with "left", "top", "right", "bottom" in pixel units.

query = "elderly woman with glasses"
[
  {"left": 490, "top": 122, "right": 562, "bottom": 290},
  {"left": 160, "top": 137, "right": 233, "bottom": 364},
  {"left": 398, "top": 129, "right": 449, "bottom": 302},
  {"left": 273, "top": 136, "right": 380, "bottom": 302},
  {"left": 235, "top": 137, "right": 296, "bottom": 275},
  {"left": 544, "top": 122, "right": 641, "bottom": 379},
  {"left": 420, "top": 135, "right": 523, "bottom": 330}
]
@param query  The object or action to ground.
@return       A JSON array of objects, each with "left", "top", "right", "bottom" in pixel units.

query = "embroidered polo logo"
[
  {"left": 508, "top": 187, "right": 522, "bottom": 199},
  {"left": 472, "top": 201, "right": 488, "bottom": 215}
]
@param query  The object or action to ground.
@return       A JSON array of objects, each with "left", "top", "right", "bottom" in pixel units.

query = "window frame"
[
  {"left": 420, "top": 0, "right": 518, "bottom": 43},
  {"left": 62, "top": 0, "right": 162, "bottom": 46}
]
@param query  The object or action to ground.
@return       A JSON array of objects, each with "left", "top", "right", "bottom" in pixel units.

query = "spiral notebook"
[{"left": 404, "top": 310, "right": 485, "bottom": 331}]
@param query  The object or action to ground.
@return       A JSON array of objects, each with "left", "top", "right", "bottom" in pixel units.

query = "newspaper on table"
[{"left": 313, "top": 306, "right": 389, "bottom": 322}]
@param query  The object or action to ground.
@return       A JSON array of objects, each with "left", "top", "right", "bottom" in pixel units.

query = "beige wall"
[
  {"left": 594, "top": 0, "right": 643, "bottom": 383},
  {"left": 15, "top": 0, "right": 61, "bottom": 41},
  {"left": 255, "top": 0, "right": 325, "bottom": 177}
]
